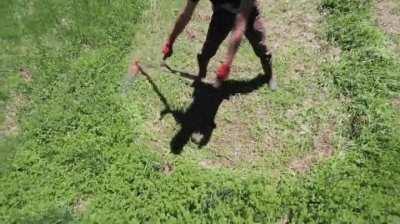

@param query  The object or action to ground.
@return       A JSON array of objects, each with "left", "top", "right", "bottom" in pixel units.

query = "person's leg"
[
  {"left": 245, "top": 6, "right": 277, "bottom": 90},
  {"left": 198, "top": 10, "right": 236, "bottom": 79}
]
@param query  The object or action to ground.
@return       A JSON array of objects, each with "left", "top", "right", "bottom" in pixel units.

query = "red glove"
[
  {"left": 216, "top": 63, "right": 231, "bottom": 81},
  {"left": 162, "top": 40, "right": 174, "bottom": 60}
]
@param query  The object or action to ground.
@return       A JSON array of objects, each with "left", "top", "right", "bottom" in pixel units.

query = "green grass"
[
  {"left": 0, "top": 0, "right": 399, "bottom": 223},
  {"left": 286, "top": 0, "right": 400, "bottom": 222}
]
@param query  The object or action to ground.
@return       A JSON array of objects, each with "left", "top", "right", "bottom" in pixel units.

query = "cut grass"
[{"left": 128, "top": 0, "right": 347, "bottom": 173}]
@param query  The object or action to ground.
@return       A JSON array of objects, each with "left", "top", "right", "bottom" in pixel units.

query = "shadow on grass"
[{"left": 141, "top": 65, "right": 268, "bottom": 154}]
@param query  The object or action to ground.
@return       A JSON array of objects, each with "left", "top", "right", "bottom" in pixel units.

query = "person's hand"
[
  {"left": 216, "top": 63, "right": 231, "bottom": 81},
  {"left": 162, "top": 40, "right": 174, "bottom": 60}
]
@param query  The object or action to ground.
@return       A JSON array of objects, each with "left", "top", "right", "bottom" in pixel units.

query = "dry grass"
[
  {"left": 376, "top": 0, "right": 400, "bottom": 35},
  {"left": 73, "top": 198, "right": 90, "bottom": 216},
  {"left": 375, "top": 0, "right": 400, "bottom": 53},
  {"left": 393, "top": 97, "right": 400, "bottom": 110},
  {"left": 128, "top": 0, "right": 346, "bottom": 173},
  {"left": 289, "top": 123, "right": 336, "bottom": 173},
  {"left": 19, "top": 68, "right": 32, "bottom": 83},
  {"left": 0, "top": 93, "right": 26, "bottom": 137}
]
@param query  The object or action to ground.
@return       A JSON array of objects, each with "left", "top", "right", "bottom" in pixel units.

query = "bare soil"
[
  {"left": 289, "top": 123, "right": 336, "bottom": 173},
  {"left": 376, "top": 0, "right": 400, "bottom": 53},
  {"left": 0, "top": 93, "right": 26, "bottom": 137},
  {"left": 376, "top": 0, "right": 400, "bottom": 35}
]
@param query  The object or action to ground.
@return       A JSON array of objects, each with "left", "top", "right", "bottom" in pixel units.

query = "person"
[{"left": 162, "top": 0, "right": 277, "bottom": 90}]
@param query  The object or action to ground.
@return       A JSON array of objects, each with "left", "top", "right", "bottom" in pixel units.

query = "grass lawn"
[{"left": 0, "top": 0, "right": 399, "bottom": 223}]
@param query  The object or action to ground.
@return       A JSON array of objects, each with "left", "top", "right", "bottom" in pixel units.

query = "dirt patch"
[
  {"left": 392, "top": 97, "right": 400, "bottom": 110},
  {"left": 262, "top": 0, "right": 342, "bottom": 81},
  {"left": 0, "top": 93, "right": 26, "bottom": 137},
  {"left": 279, "top": 214, "right": 290, "bottom": 224},
  {"left": 211, "top": 114, "right": 259, "bottom": 162},
  {"left": 194, "top": 10, "right": 211, "bottom": 23},
  {"left": 199, "top": 156, "right": 234, "bottom": 169},
  {"left": 376, "top": 0, "right": 400, "bottom": 35},
  {"left": 73, "top": 198, "right": 89, "bottom": 216},
  {"left": 376, "top": 0, "right": 400, "bottom": 53},
  {"left": 19, "top": 68, "right": 32, "bottom": 83},
  {"left": 263, "top": 0, "right": 323, "bottom": 53},
  {"left": 162, "top": 162, "right": 175, "bottom": 176},
  {"left": 289, "top": 124, "right": 336, "bottom": 174}
]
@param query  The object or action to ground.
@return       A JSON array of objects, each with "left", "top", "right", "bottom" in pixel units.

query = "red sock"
[{"left": 216, "top": 64, "right": 231, "bottom": 81}]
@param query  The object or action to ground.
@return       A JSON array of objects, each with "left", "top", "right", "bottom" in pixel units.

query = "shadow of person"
[
  {"left": 164, "top": 66, "right": 270, "bottom": 154},
  {"left": 141, "top": 65, "right": 268, "bottom": 154}
]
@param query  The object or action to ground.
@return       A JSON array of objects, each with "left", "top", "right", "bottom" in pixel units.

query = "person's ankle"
[
  {"left": 197, "top": 54, "right": 208, "bottom": 78},
  {"left": 198, "top": 69, "right": 207, "bottom": 79},
  {"left": 212, "top": 77, "right": 224, "bottom": 89},
  {"left": 268, "top": 75, "right": 278, "bottom": 91}
]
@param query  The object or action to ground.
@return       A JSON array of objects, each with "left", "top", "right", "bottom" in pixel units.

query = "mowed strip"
[{"left": 128, "top": 0, "right": 346, "bottom": 173}]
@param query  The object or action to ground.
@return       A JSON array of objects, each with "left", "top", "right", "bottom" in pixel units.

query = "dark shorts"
[{"left": 200, "top": 4, "right": 272, "bottom": 67}]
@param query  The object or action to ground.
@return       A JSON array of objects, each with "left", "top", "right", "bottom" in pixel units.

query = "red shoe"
[{"left": 162, "top": 41, "right": 174, "bottom": 60}]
